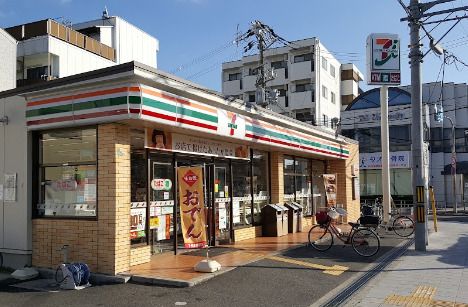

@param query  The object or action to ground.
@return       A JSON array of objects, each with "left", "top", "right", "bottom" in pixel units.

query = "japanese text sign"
[{"left": 177, "top": 166, "right": 207, "bottom": 249}]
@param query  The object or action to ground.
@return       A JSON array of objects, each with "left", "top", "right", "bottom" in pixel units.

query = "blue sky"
[{"left": 1, "top": 0, "right": 467, "bottom": 92}]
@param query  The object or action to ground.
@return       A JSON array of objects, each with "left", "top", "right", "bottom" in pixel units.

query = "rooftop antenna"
[{"left": 102, "top": 6, "right": 109, "bottom": 19}]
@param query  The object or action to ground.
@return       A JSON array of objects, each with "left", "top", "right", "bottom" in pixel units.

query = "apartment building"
[
  {"left": 3, "top": 15, "right": 159, "bottom": 88},
  {"left": 0, "top": 29, "right": 16, "bottom": 92},
  {"left": 222, "top": 38, "right": 362, "bottom": 128}
]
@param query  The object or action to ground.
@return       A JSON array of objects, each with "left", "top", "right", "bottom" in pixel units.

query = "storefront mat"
[{"left": 181, "top": 247, "right": 240, "bottom": 257}]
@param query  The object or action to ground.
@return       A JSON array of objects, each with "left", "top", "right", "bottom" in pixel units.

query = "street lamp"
[{"left": 444, "top": 115, "right": 457, "bottom": 213}]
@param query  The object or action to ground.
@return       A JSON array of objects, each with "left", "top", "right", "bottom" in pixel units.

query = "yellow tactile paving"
[
  {"left": 264, "top": 255, "right": 349, "bottom": 276},
  {"left": 384, "top": 285, "right": 468, "bottom": 307}
]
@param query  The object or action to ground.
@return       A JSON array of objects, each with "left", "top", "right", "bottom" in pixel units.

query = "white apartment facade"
[
  {"left": 0, "top": 29, "right": 16, "bottom": 92},
  {"left": 222, "top": 38, "right": 362, "bottom": 128},
  {"left": 3, "top": 15, "right": 159, "bottom": 88}
]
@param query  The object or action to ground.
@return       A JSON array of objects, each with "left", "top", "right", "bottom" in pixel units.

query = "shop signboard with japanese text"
[
  {"left": 359, "top": 151, "right": 410, "bottom": 169},
  {"left": 177, "top": 166, "right": 207, "bottom": 249},
  {"left": 366, "top": 33, "right": 401, "bottom": 85},
  {"left": 323, "top": 174, "right": 337, "bottom": 207}
]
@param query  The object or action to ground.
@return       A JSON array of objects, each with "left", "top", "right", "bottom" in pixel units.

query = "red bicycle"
[{"left": 308, "top": 207, "right": 381, "bottom": 257}]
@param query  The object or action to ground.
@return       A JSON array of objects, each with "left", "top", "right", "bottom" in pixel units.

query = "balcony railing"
[{"left": 5, "top": 19, "right": 116, "bottom": 62}]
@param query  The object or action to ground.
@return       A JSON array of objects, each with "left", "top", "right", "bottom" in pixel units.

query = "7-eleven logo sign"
[
  {"left": 227, "top": 112, "right": 237, "bottom": 136},
  {"left": 374, "top": 38, "right": 399, "bottom": 67}
]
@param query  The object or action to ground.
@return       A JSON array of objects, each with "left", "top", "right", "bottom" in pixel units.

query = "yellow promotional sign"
[{"left": 177, "top": 166, "right": 207, "bottom": 248}]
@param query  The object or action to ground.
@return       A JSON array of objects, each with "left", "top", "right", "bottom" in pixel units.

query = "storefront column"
[
  {"left": 270, "top": 152, "right": 284, "bottom": 204},
  {"left": 327, "top": 143, "right": 360, "bottom": 223},
  {"left": 97, "top": 124, "right": 131, "bottom": 275}
]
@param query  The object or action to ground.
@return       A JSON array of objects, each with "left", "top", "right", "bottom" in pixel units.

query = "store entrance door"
[{"left": 206, "top": 161, "right": 232, "bottom": 245}]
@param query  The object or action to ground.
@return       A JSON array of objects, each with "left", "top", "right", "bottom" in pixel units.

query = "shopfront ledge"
[{"left": 35, "top": 267, "right": 131, "bottom": 285}]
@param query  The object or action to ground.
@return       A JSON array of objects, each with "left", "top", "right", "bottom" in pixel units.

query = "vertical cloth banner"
[
  {"left": 323, "top": 174, "right": 337, "bottom": 207},
  {"left": 177, "top": 166, "right": 207, "bottom": 248}
]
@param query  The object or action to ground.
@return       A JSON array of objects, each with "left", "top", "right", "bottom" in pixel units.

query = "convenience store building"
[{"left": 0, "top": 62, "right": 359, "bottom": 275}]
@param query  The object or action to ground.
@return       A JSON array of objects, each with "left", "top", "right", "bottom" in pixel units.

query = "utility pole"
[
  {"left": 444, "top": 115, "right": 457, "bottom": 213},
  {"left": 400, "top": 0, "right": 468, "bottom": 251}
]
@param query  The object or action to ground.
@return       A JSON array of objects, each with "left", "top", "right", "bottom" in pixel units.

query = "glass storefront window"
[
  {"left": 252, "top": 150, "right": 269, "bottom": 224},
  {"left": 284, "top": 156, "right": 295, "bottom": 202},
  {"left": 295, "top": 158, "right": 312, "bottom": 216},
  {"left": 311, "top": 160, "right": 326, "bottom": 216},
  {"left": 37, "top": 128, "right": 97, "bottom": 218},
  {"left": 232, "top": 162, "right": 251, "bottom": 227},
  {"left": 130, "top": 129, "right": 148, "bottom": 245}
]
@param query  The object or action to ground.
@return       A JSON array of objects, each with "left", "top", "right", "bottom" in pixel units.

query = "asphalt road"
[{"left": 0, "top": 231, "right": 409, "bottom": 307}]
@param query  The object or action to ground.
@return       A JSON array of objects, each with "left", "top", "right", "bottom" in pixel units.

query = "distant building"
[
  {"left": 0, "top": 29, "right": 16, "bottom": 92},
  {"left": 341, "top": 82, "right": 468, "bottom": 208},
  {"left": 222, "top": 38, "right": 362, "bottom": 128},
  {"left": 3, "top": 15, "right": 159, "bottom": 88}
]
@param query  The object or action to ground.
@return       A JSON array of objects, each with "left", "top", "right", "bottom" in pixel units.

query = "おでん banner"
[
  {"left": 323, "top": 174, "right": 337, "bottom": 207},
  {"left": 177, "top": 166, "right": 207, "bottom": 248}
]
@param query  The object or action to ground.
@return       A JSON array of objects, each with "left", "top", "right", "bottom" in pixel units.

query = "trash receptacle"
[
  {"left": 276, "top": 204, "right": 289, "bottom": 236},
  {"left": 261, "top": 204, "right": 283, "bottom": 237},
  {"left": 292, "top": 202, "right": 303, "bottom": 232},
  {"left": 284, "top": 202, "right": 298, "bottom": 233}
]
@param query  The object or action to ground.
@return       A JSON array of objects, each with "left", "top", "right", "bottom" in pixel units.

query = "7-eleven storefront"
[{"left": 20, "top": 63, "right": 360, "bottom": 275}]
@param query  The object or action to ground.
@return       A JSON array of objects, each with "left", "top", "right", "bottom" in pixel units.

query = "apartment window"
[
  {"left": 248, "top": 67, "right": 259, "bottom": 75},
  {"left": 271, "top": 60, "right": 287, "bottom": 69},
  {"left": 323, "top": 114, "right": 329, "bottom": 127},
  {"left": 331, "top": 91, "right": 336, "bottom": 104},
  {"left": 330, "top": 65, "right": 336, "bottom": 78},
  {"left": 248, "top": 94, "right": 255, "bottom": 103},
  {"left": 36, "top": 127, "right": 97, "bottom": 218},
  {"left": 296, "top": 83, "right": 313, "bottom": 92},
  {"left": 322, "top": 85, "right": 328, "bottom": 99},
  {"left": 294, "top": 53, "right": 313, "bottom": 63},
  {"left": 295, "top": 110, "right": 315, "bottom": 123},
  {"left": 27, "top": 66, "right": 49, "bottom": 80},
  {"left": 277, "top": 89, "right": 287, "bottom": 97},
  {"left": 321, "top": 57, "right": 328, "bottom": 71},
  {"left": 228, "top": 72, "right": 241, "bottom": 81}
]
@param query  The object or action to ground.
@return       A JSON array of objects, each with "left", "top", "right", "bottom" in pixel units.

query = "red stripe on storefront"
[
  {"left": 27, "top": 109, "right": 129, "bottom": 126},
  {"left": 245, "top": 133, "right": 348, "bottom": 158},
  {"left": 142, "top": 109, "right": 217, "bottom": 131},
  {"left": 142, "top": 109, "right": 177, "bottom": 122},
  {"left": 129, "top": 108, "right": 140, "bottom": 114},
  {"left": 177, "top": 117, "right": 217, "bottom": 131}
]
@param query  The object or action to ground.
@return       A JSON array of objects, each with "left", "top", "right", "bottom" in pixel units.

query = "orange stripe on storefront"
[
  {"left": 141, "top": 88, "right": 217, "bottom": 114},
  {"left": 27, "top": 86, "right": 141, "bottom": 107}
]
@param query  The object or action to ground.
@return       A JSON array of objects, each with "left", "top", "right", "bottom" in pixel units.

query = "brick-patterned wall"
[
  {"left": 327, "top": 143, "right": 360, "bottom": 223},
  {"left": 130, "top": 246, "right": 151, "bottom": 266},
  {"left": 32, "top": 219, "right": 98, "bottom": 271},
  {"left": 270, "top": 152, "right": 284, "bottom": 204},
  {"left": 301, "top": 216, "right": 315, "bottom": 231},
  {"left": 97, "top": 124, "right": 131, "bottom": 274},
  {"left": 233, "top": 226, "right": 262, "bottom": 242}
]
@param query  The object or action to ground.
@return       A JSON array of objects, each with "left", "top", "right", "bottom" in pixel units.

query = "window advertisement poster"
[
  {"left": 130, "top": 207, "right": 146, "bottom": 240},
  {"left": 4, "top": 173, "right": 17, "bottom": 202},
  {"left": 323, "top": 174, "right": 337, "bottom": 207},
  {"left": 218, "top": 202, "right": 227, "bottom": 230},
  {"left": 177, "top": 166, "right": 207, "bottom": 249},
  {"left": 232, "top": 199, "right": 241, "bottom": 224}
]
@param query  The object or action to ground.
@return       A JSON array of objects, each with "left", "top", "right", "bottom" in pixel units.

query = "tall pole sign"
[{"left": 367, "top": 33, "right": 401, "bottom": 224}]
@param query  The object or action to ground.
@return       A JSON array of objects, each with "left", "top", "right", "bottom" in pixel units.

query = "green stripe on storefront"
[
  {"left": 26, "top": 96, "right": 137, "bottom": 118},
  {"left": 246, "top": 125, "right": 349, "bottom": 155},
  {"left": 143, "top": 97, "right": 217, "bottom": 123}
]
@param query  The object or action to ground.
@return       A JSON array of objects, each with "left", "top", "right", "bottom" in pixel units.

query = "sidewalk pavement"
[{"left": 345, "top": 216, "right": 468, "bottom": 307}]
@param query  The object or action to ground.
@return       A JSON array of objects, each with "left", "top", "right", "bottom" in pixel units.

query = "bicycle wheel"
[
  {"left": 393, "top": 216, "right": 414, "bottom": 237},
  {"left": 308, "top": 225, "right": 333, "bottom": 251},
  {"left": 55, "top": 265, "right": 65, "bottom": 284},
  {"left": 351, "top": 228, "right": 380, "bottom": 257}
]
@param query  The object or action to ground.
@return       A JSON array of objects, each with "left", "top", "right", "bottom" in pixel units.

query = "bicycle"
[
  {"left": 308, "top": 207, "right": 380, "bottom": 257},
  {"left": 360, "top": 198, "right": 414, "bottom": 238}
]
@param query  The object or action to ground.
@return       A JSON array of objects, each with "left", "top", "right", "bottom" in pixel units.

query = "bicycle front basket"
[{"left": 315, "top": 211, "right": 330, "bottom": 225}]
